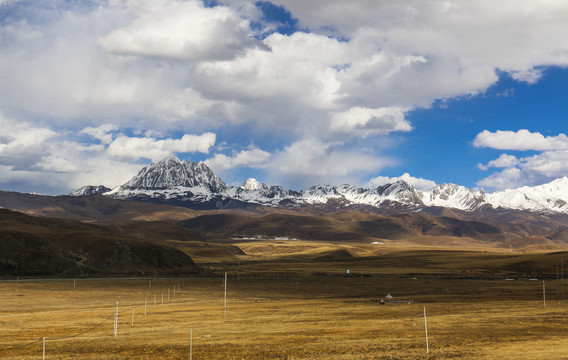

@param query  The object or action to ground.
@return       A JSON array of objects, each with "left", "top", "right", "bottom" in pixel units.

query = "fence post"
[
  {"left": 114, "top": 302, "right": 118, "bottom": 337},
  {"left": 424, "top": 306, "right": 429, "bottom": 354},
  {"left": 43, "top": 337, "right": 45, "bottom": 360}
]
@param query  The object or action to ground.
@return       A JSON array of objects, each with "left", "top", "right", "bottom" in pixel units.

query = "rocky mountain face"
[
  {"left": 122, "top": 155, "right": 227, "bottom": 192},
  {"left": 76, "top": 156, "right": 568, "bottom": 215}
]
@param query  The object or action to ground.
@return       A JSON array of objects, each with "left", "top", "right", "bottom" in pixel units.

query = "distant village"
[{"left": 231, "top": 234, "right": 301, "bottom": 241}]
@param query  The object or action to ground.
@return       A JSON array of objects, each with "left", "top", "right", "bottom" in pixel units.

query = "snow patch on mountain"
[
  {"left": 241, "top": 178, "right": 265, "bottom": 191},
  {"left": 69, "top": 185, "right": 112, "bottom": 196}
]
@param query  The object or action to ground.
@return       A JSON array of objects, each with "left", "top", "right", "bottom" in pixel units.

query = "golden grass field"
[{"left": 3, "top": 241, "right": 568, "bottom": 359}]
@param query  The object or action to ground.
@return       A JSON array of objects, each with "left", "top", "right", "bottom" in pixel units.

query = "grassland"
[{"left": 3, "top": 241, "right": 568, "bottom": 359}]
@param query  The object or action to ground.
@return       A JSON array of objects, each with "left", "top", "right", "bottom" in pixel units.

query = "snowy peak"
[
  {"left": 487, "top": 176, "right": 568, "bottom": 213},
  {"left": 69, "top": 185, "right": 111, "bottom": 196},
  {"left": 241, "top": 178, "right": 267, "bottom": 191},
  {"left": 420, "top": 183, "right": 486, "bottom": 211},
  {"left": 375, "top": 180, "right": 414, "bottom": 196},
  {"left": 122, "top": 155, "right": 227, "bottom": 193}
]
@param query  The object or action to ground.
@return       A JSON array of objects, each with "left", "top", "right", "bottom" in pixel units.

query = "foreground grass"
[{"left": 2, "top": 276, "right": 568, "bottom": 359}]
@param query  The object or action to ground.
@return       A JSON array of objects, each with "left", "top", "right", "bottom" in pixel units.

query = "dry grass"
[{"left": 2, "top": 275, "right": 568, "bottom": 359}]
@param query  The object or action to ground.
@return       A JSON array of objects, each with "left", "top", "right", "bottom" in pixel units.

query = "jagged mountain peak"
[
  {"left": 156, "top": 154, "right": 181, "bottom": 165},
  {"left": 374, "top": 180, "right": 414, "bottom": 195},
  {"left": 120, "top": 155, "right": 227, "bottom": 192},
  {"left": 420, "top": 182, "right": 485, "bottom": 211}
]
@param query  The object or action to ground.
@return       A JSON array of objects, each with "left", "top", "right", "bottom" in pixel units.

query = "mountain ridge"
[{"left": 91, "top": 155, "right": 568, "bottom": 216}]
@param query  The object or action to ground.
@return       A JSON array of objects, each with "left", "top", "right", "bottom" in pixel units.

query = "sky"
[{"left": 1, "top": 0, "right": 568, "bottom": 195}]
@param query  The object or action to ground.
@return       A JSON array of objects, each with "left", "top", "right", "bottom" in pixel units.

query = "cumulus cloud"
[
  {"left": 79, "top": 124, "right": 118, "bottom": 145},
  {"left": 0, "top": 113, "right": 56, "bottom": 169},
  {"left": 264, "top": 138, "right": 393, "bottom": 188},
  {"left": 269, "top": 1, "right": 568, "bottom": 73},
  {"left": 3, "top": 1, "right": 568, "bottom": 192},
  {"left": 98, "top": 0, "right": 265, "bottom": 61},
  {"left": 473, "top": 130, "right": 568, "bottom": 151},
  {"left": 205, "top": 147, "right": 271, "bottom": 173},
  {"left": 368, "top": 173, "right": 437, "bottom": 190},
  {"left": 106, "top": 133, "right": 216, "bottom": 161},
  {"left": 4, "top": 1, "right": 568, "bottom": 134},
  {"left": 477, "top": 153, "right": 519, "bottom": 170},
  {"left": 329, "top": 106, "right": 412, "bottom": 136},
  {"left": 477, "top": 167, "right": 524, "bottom": 191},
  {"left": 475, "top": 130, "right": 568, "bottom": 190}
]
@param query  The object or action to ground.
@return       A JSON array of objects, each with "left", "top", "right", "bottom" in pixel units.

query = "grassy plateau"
[{"left": 2, "top": 240, "right": 568, "bottom": 359}]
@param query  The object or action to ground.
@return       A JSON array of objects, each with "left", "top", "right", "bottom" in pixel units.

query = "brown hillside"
[
  {"left": 0, "top": 209, "right": 200, "bottom": 277},
  {"left": 0, "top": 191, "right": 198, "bottom": 223},
  {"left": 180, "top": 210, "right": 564, "bottom": 247}
]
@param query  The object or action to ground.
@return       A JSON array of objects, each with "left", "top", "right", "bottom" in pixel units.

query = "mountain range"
[{"left": 73, "top": 155, "right": 568, "bottom": 216}]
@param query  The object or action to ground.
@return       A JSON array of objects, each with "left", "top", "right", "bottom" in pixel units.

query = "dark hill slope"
[{"left": 0, "top": 209, "right": 200, "bottom": 277}]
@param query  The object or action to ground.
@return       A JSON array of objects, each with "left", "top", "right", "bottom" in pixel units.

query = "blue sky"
[{"left": 1, "top": 0, "right": 568, "bottom": 194}]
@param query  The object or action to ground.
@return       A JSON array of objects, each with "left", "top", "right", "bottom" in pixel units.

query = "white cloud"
[
  {"left": 106, "top": 133, "right": 216, "bottom": 161},
  {"left": 509, "top": 68, "right": 544, "bottom": 84},
  {"left": 265, "top": 138, "right": 393, "bottom": 188},
  {"left": 473, "top": 130, "right": 568, "bottom": 151},
  {"left": 3, "top": 1, "right": 568, "bottom": 192},
  {"left": 4, "top": 0, "right": 568, "bottom": 136},
  {"left": 329, "top": 106, "right": 412, "bottom": 136},
  {"left": 368, "top": 173, "right": 437, "bottom": 190},
  {"left": 98, "top": 0, "right": 264, "bottom": 61},
  {"left": 475, "top": 131, "right": 568, "bottom": 190},
  {"left": 521, "top": 150, "right": 568, "bottom": 178},
  {"left": 79, "top": 124, "right": 118, "bottom": 145},
  {"left": 0, "top": 113, "right": 56, "bottom": 168},
  {"left": 205, "top": 147, "right": 271, "bottom": 172},
  {"left": 269, "top": 1, "right": 568, "bottom": 73},
  {"left": 477, "top": 150, "right": 568, "bottom": 191},
  {"left": 477, "top": 167, "right": 523, "bottom": 191},
  {"left": 477, "top": 153, "right": 519, "bottom": 170}
]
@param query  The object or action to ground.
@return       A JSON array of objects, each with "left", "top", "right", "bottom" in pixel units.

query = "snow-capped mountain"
[
  {"left": 74, "top": 156, "right": 568, "bottom": 215},
  {"left": 486, "top": 177, "right": 568, "bottom": 213},
  {"left": 104, "top": 155, "right": 227, "bottom": 204},
  {"left": 69, "top": 185, "right": 111, "bottom": 196},
  {"left": 121, "top": 155, "right": 226, "bottom": 192},
  {"left": 419, "top": 183, "right": 487, "bottom": 211}
]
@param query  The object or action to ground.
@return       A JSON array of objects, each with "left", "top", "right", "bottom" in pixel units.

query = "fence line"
[
  {"left": 0, "top": 312, "right": 115, "bottom": 353},
  {"left": 0, "top": 280, "right": 187, "bottom": 353},
  {"left": 1, "top": 277, "right": 563, "bottom": 356}
]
